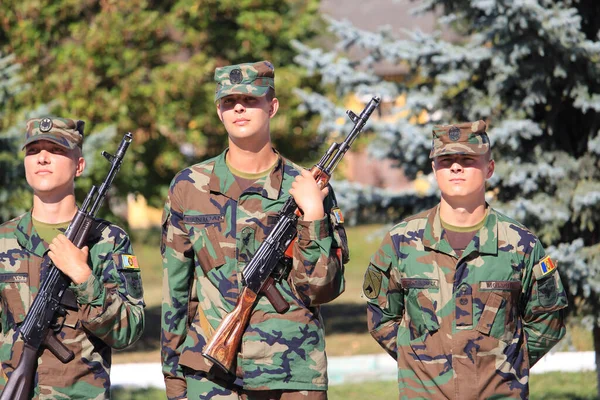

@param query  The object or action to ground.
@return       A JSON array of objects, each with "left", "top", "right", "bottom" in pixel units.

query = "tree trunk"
[{"left": 594, "top": 322, "right": 600, "bottom": 400}]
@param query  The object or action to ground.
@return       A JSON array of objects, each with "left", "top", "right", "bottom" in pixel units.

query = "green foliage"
[
  {"left": 0, "top": 53, "right": 30, "bottom": 221},
  {"left": 295, "top": 0, "right": 600, "bottom": 321},
  {"left": 0, "top": 0, "right": 325, "bottom": 213}
]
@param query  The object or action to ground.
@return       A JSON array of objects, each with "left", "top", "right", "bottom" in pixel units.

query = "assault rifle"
[
  {"left": 0, "top": 133, "right": 133, "bottom": 400},
  {"left": 203, "top": 96, "right": 381, "bottom": 374}
]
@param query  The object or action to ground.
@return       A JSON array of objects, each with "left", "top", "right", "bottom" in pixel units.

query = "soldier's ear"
[
  {"left": 75, "top": 156, "right": 86, "bottom": 178},
  {"left": 269, "top": 98, "right": 279, "bottom": 118},
  {"left": 486, "top": 158, "right": 495, "bottom": 179}
]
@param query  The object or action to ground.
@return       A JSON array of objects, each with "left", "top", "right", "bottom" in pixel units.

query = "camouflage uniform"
[
  {"left": 161, "top": 60, "right": 347, "bottom": 400},
  {"left": 0, "top": 117, "right": 145, "bottom": 399},
  {"left": 363, "top": 121, "right": 567, "bottom": 399}
]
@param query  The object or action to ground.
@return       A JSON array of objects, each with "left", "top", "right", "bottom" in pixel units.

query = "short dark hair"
[{"left": 265, "top": 87, "right": 276, "bottom": 101}]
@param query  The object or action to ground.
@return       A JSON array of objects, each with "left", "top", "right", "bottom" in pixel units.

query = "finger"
[
  {"left": 81, "top": 246, "right": 90, "bottom": 257},
  {"left": 321, "top": 186, "right": 330, "bottom": 198}
]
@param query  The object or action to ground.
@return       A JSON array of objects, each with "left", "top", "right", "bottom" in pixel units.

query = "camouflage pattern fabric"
[
  {"left": 161, "top": 150, "right": 347, "bottom": 400},
  {"left": 363, "top": 205, "right": 567, "bottom": 400},
  {"left": 23, "top": 117, "right": 84, "bottom": 150},
  {"left": 429, "top": 120, "right": 490, "bottom": 158},
  {"left": 0, "top": 211, "right": 145, "bottom": 399},
  {"left": 214, "top": 60, "right": 275, "bottom": 102},
  {"left": 185, "top": 372, "right": 327, "bottom": 400}
]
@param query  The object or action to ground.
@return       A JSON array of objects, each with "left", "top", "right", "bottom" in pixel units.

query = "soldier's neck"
[
  {"left": 31, "top": 193, "right": 78, "bottom": 224},
  {"left": 439, "top": 197, "right": 487, "bottom": 227},
  {"left": 226, "top": 140, "right": 278, "bottom": 174}
]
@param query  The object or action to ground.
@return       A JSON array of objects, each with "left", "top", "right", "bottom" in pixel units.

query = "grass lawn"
[{"left": 112, "top": 371, "right": 599, "bottom": 399}]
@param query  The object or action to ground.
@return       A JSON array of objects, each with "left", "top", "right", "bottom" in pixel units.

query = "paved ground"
[{"left": 111, "top": 351, "right": 596, "bottom": 389}]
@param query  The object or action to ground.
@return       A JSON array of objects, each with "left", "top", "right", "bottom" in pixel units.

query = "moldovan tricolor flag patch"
[
  {"left": 122, "top": 254, "right": 139, "bottom": 269},
  {"left": 540, "top": 255, "right": 557, "bottom": 276},
  {"left": 332, "top": 207, "right": 344, "bottom": 224}
]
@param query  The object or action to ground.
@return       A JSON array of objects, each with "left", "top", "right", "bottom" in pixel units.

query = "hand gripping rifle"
[
  {"left": 203, "top": 96, "right": 381, "bottom": 374},
  {"left": 0, "top": 133, "right": 133, "bottom": 400}
]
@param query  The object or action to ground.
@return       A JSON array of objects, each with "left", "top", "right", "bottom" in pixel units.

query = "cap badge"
[
  {"left": 39, "top": 118, "right": 53, "bottom": 133},
  {"left": 449, "top": 126, "right": 460, "bottom": 141},
  {"left": 229, "top": 68, "right": 243, "bottom": 84}
]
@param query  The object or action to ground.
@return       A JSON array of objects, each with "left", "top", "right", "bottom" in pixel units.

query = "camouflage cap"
[
  {"left": 429, "top": 120, "right": 490, "bottom": 158},
  {"left": 214, "top": 60, "right": 275, "bottom": 102},
  {"left": 23, "top": 117, "right": 85, "bottom": 150}
]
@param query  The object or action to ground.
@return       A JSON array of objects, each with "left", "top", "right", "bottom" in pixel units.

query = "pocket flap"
[{"left": 475, "top": 292, "right": 504, "bottom": 335}]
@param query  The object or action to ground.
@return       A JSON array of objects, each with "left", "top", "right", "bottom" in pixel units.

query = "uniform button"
[
  {"left": 460, "top": 298, "right": 468, "bottom": 305},
  {"left": 460, "top": 286, "right": 468, "bottom": 293}
]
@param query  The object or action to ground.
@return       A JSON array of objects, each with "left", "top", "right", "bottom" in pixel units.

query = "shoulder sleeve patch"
[
  {"left": 363, "top": 265, "right": 383, "bottom": 299},
  {"left": 536, "top": 255, "right": 557, "bottom": 278},
  {"left": 331, "top": 207, "right": 344, "bottom": 224},
  {"left": 116, "top": 254, "right": 139, "bottom": 270}
]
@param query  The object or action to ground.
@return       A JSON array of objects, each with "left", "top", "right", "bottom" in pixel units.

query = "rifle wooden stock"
[
  {"left": 0, "top": 344, "right": 37, "bottom": 400},
  {"left": 202, "top": 287, "right": 258, "bottom": 373}
]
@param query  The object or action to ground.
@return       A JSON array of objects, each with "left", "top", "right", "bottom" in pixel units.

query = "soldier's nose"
[{"left": 38, "top": 150, "right": 50, "bottom": 164}]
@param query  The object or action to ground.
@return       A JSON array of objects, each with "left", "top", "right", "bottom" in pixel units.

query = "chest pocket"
[
  {"left": 0, "top": 272, "right": 31, "bottom": 332},
  {"left": 401, "top": 278, "right": 440, "bottom": 340},
  {"left": 184, "top": 214, "right": 226, "bottom": 276},
  {"left": 475, "top": 280, "right": 521, "bottom": 342}
]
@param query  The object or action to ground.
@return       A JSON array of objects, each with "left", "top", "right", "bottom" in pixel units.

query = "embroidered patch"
[
  {"left": 363, "top": 266, "right": 382, "bottom": 299},
  {"left": 449, "top": 126, "right": 460, "bottom": 141},
  {"left": 538, "top": 273, "right": 558, "bottom": 307},
  {"left": 122, "top": 270, "right": 144, "bottom": 299},
  {"left": 121, "top": 255, "right": 139, "bottom": 270},
  {"left": 540, "top": 256, "right": 557, "bottom": 277},
  {"left": 331, "top": 207, "right": 344, "bottom": 224},
  {"left": 0, "top": 273, "right": 28, "bottom": 283},
  {"left": 400, "top": 278, "right": 439, "bottom": 289},
  {"left": 480, "top": 281, "right": 521, "bottom": 291},
  {"left": 183, "top": 214, "right": 225, "bottom": 224}
]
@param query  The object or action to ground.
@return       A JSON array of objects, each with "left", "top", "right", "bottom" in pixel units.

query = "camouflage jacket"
[
  {"left": 364, "top": 205, "right": 567, "bottom": 400},
  {"left": 0, "top": 211, "right": 145, "bottom": 399},
  {"left": 161, "top": 150, "right": 348, "bottom": 399}
]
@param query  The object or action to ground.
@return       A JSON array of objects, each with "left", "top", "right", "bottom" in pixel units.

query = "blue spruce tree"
[{"left": 295, "top": 0, "right": 600, "bottom": 393}]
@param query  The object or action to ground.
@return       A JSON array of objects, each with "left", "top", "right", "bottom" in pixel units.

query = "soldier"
[
  {"left": 363, "top": 121, "right": 567, "bottom": 399},
  {"left": 0, "top": 117, "right": 145, "bottom": 399},
  {"left": 161, "top": 60, "right": 348, "bottom": 400}
]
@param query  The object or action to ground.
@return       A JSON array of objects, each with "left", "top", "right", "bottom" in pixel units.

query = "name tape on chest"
[
  {"left": 480, "top": 281, "right": 521, "bottom": 291},
  {"left": 0, "top": 273, "right": 28, "bottom": 283},
  {"left": 183, "top": 214, "right": 225, "bottom": 224},
  {"left": 400, "top": 278, "right": 439, "bottom": 289}
]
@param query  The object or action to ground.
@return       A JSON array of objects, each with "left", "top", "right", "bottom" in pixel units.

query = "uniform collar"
[
  {"left": 208, "top": 149, "right": 284, "bottom": 201},
  {"left": 423, "top": 204, "right": 498, "bottom": 257},
  {"left": 15, "top": 211, "right": 48, "bottom": 257}
]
